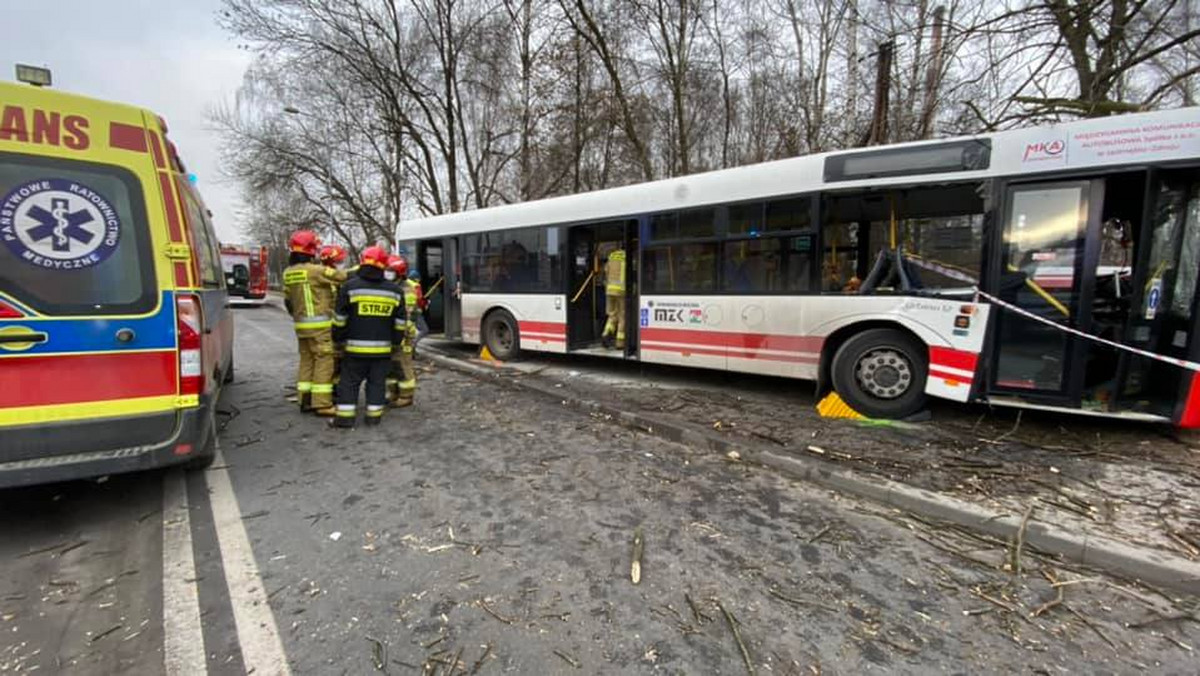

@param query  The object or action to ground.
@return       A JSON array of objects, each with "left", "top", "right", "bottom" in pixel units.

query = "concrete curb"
[{"left": 423, "top": 348, "right": 1200, "bottom": 595}]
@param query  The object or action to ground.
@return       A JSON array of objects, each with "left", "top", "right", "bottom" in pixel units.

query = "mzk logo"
[
  {"left": 0, "top": 178, "right": 121, "bottom": 269},
  {"left": 654, "top": 307, "right": 684, "bottom": 323}
]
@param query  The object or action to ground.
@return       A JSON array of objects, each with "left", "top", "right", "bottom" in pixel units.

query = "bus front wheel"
[
  {"left": 830, "top": 328, "right": 928, "bottom": 419},
  {"left": 483, "top": 309, "right": 520, "bottom": 361}
]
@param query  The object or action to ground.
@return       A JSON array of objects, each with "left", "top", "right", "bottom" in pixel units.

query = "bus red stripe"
[
  {"left": 0, "top": 351, "right": 177, "bottom": 408},
  {"left": 642, "top": 343, "right": 818, "bottom": 364},
  {"left": 108, "top": 122, "right": 148, "bottom": 152},
  {"left": 640, "top": 327, "right": 822, "bottom": 352},
  {"left": 519, "top": 321, "right": 565, "bottom": 335},
  {"left": 929, "top": 346, "right": 978, "bottom": 372},
  {"left": 174, "top": 262, "right": 190, "bottom": 287},
  {"left": 929, "top": 367, "right": 973, "bottom": 384}
]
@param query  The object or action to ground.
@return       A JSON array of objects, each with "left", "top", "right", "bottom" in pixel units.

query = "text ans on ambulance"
[{"left": 0, "top": 105, "right": 90, "bottom": 150}]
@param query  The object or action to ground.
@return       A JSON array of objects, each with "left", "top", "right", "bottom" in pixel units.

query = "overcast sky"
[{"left": 2, "top": 0, "right": 251, "bottom": 242}]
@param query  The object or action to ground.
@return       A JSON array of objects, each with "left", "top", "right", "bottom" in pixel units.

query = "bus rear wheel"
[
  {"left": 483, "top": 309, "right": 520, "bottom": 361},
  {"left": 831, "top": 328, "right": 928, "bottom": 419}
]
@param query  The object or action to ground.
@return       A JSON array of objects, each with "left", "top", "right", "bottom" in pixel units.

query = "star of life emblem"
[{"left": 0, "top": 178, "right": 122, "bottom": 269}]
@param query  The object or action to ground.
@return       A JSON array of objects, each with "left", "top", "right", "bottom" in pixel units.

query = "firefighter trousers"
[
  {"left": 335, "top": 357, "right": 390, "bottom": 426},
  {"left": 296, "top": 330, "right": 335, "bottom": 409},
  {"left": 387, "top": 340, "right": 417, "bottom": 406},
  {"left": 603, "top": 293, "right": 626, "bottom": 348}
]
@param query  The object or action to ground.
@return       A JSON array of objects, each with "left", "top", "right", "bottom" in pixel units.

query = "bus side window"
[{"left": 822, "top": 222, "right": 859, "bottom": 292}]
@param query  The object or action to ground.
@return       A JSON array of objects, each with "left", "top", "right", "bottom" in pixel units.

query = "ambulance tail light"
[
  {"left": 0, "top": 300, "right": 23, "bottom": 318},
  {"left": 176, "top": 293, "right": 205, "bottom": 396}
]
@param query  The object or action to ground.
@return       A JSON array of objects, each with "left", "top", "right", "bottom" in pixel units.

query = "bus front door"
[
  {"left": 989, "top": 180, "right": 1101, "bottom": 405},
  {"left": 418, "top": 240, "right": 445, "bottom": 334},
  {"left": 567, "top": 226, "right": 600, "bottom": 348}
]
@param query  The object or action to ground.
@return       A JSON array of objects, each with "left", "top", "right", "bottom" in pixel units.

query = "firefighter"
[
  {"left": 283, "top": 230, "right": 337, "bottom": 415},
  {"left": 319, "top": 244, "right": 349, "bottom": 283},
  {"left": 331, "top": 246, "right": 406, "bottom": 427},
  {"left": 601, "top": 246, "right": 626, "bottom": 350},
  {"left": 319, "top": 244, "right": 350, "bottom": 383},
  {"left": 409, "top": 268, "right": 430, "bottom": 351},
  {"left": 384, "top": 255, "right": 418, "bottom": 408}
]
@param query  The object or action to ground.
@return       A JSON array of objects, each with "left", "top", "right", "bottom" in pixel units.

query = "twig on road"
[
  {"left": 685, "top": 593, "right": 713, "bottom": 624},
  {"left": 1032, "top": 587, "right": 1064, "bottom": 618},
  {"left": 469, "top": 644, "right": 492, "bottom": 674},
  {"left": 748, "top": 429, "right": 787, "bottom": 446},
  {"left": 717, "top": 600, "right": 756, "bottom": 676},
  {"left": 1009, "top": 504, "right": 1035, "bottom": 575},
  {"left": 478, "top": 599, "right": 516, "bottom": 625},
  {"left": 1032, "top": 570, "right": 1064, "bottom": 618},
  {"left": 767, "top": 588, "right": 839, "bottom": 613},
  {"left": 552, "top": 649, "right": 580, "bottom": 669},
  {"left": 984, "top": 410, "right": 1022, "bottom": 444},
  {"left": 807, "top": 526, "right": 832, "bottom": 544},
  {"left": 1128, "top": 612, "right": 1200, "bottom": 629},
  {"left": 89, "top": 623, "right": 123, "bottom": 643},
  {"left": 366, "top": 635, "right": 387, "bottom": 671},
  {"left": 1066, "top": 604, "right": 1117, "bottom": 651}
]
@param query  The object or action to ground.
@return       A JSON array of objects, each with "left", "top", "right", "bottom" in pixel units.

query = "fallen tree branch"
[
  {"left": 718, "top": 599, "right": 756, "bottom": 676},
  {"left": 1010, "top": 504, "right": 1036, "bottom": 575}
]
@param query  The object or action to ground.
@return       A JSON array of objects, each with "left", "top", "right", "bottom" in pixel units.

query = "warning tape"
[
  {"left": 903, "top": 254, "right": 978, "bottom": 285},
  {"left": 971, "top": 287, "right": 1200, "bottom": 373}
]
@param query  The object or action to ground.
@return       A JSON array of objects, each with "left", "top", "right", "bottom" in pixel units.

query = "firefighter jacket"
[
  {"left": 283, "top": 261, "right": 340, "bottom": 336},
  {"left": 402, "top": 279, "right": 421, "bottom": 324},
  {"left": 324, "top": 266, "right": 349, "bottom": 287},
  {"left": 332, "top": 267, "right": 406, "bottom": 358},
  {"left": 605, "top": 249, "right": 626, "bottom": 295}
]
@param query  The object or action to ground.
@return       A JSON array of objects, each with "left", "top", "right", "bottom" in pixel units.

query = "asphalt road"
[{"left": 2, "top": 305, "right": 1198, "bottom": 674}]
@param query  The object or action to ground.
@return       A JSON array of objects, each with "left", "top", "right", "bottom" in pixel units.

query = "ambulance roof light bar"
[{"left": 15, "top": 64, "right": 51, "bottom": 87}]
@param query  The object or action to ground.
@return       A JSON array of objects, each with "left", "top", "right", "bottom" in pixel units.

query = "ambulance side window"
[{"left": 181, "top": 188, "right": 222, "bottom": 288}]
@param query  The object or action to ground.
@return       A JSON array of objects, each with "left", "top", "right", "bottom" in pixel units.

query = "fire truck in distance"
[{"left": 220, "top": 244, "right": 269, "bottom": 303}]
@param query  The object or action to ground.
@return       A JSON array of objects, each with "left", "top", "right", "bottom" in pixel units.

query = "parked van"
[{"left": 0, "top": 77, "right": 233, "bottom": 487}]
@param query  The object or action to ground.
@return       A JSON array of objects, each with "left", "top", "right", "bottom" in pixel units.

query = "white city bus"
[{"left": 398, "top": 108, "right": 1200, "bottom": 426}]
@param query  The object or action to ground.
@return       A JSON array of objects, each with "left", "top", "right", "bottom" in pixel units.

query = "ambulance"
[{"left": 0, "top": 70, "right": 234, "bottom": 487}]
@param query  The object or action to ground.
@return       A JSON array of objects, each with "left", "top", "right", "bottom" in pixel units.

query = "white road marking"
[
  {"left": 162, "top": 468, "right": 208, "bottom": 675},
  {"left": 205, "top": 444, "right": 292, "bottom": 675}
]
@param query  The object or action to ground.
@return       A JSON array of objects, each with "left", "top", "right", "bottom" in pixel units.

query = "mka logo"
[
  {"left": 1023, "top": 139, "right": 1066, "bottom": 163},
  {"left": 0, "top": 178, "right": 121, "bottom": 270}
]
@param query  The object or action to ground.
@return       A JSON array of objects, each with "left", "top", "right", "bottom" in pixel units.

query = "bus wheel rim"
[
  {"left": 855, "top": 348, "right": 912, "bottom": 400},
  {"left": 495, "top": 323, "right": 513, "bottom": 351}
]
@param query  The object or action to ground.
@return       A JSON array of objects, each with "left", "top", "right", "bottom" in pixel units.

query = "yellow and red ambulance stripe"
[{"left": 148, "top": 129, "right": 195, "bottom": 287}]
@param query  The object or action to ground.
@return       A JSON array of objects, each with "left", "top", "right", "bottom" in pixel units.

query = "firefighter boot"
[
  {"left": 300, "top": 393, "right": 313, "bottom": 412},
  {"left": 313, "top": 406, "right": 338, "bottom": 417}
]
